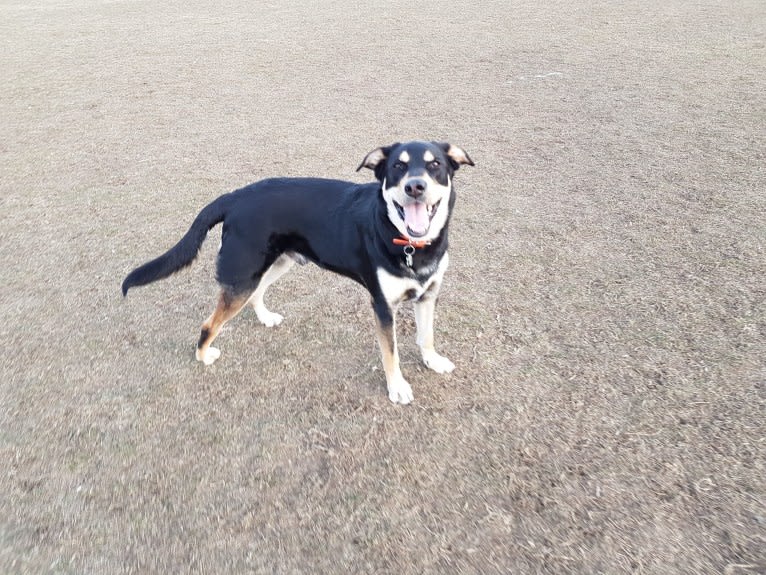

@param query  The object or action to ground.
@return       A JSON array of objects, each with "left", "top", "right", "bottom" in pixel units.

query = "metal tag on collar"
[{"left": 403, "top": 244, "right": 415, "bottom": 267}]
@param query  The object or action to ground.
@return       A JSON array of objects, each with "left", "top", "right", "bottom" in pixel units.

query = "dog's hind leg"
[
  {"left": 249, "top": 253, "right": 295, "bottom": 327},
  {"left": 196, "top": 287, "right": 253, "bottom": 365}
]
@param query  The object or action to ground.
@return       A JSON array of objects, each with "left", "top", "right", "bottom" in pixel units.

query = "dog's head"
[{"left": 357, "top": 141, "right": 474, "bottom": 241}]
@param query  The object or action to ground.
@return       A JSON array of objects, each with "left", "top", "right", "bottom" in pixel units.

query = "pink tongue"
[{"left": 403, "top": 203, "right": 429, "bottom": 235}]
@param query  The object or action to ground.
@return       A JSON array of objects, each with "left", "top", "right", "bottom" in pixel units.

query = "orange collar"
[{"left": 393, "top": 237, "right": 431, "bottom": 249}]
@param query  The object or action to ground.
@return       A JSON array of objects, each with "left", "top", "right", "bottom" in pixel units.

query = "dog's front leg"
[
  {"left": 372, "top": 298, "right": 413, "bottom": 405},
  {"left": 415, "top": 284, "right": 455, "bottom": 374}
]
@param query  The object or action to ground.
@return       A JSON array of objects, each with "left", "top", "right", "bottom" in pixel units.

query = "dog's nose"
[{"left": 404, "top": 178, "right": 427, "bottom": 198}]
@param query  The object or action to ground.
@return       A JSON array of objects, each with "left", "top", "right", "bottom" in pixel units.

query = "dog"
[{"left": 122, "top": 141, "right": 474, "bottom": 404}]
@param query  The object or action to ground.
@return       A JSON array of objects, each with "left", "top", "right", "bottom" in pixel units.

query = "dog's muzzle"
[{"left": 394, "top": 198, "right": 441, "bottom": 238}]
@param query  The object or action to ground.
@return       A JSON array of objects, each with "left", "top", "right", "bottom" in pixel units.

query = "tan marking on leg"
[
  {"left": 195, "top": 290, "right": 251, "bottom": 365},
  {"left": 374, "top": 314, "right": 413, "bottom": 404},
  {"left": 375, "top": 318, "right": 398, "bottom": 379}
]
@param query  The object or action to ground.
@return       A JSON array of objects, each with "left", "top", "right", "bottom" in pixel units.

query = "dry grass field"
[{"left": 1, "top": 1, "right": 764, "bottom": 573}]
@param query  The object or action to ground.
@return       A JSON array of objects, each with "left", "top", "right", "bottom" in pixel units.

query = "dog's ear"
[
  {"left": 357, "top": 143, "right": 400, "bottom": 180},
  {"left": 435, "top": 142, "right": 475, "bottom": 170},
  {"left": 357, "top": 146, "right": 388, "bottom": 171}
]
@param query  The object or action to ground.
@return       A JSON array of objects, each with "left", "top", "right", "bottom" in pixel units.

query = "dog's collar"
[
  {"left": 393, "top": 236, "right": 431, "bottom": 267},
  {"left": 393, "top": 237, "right": 431, "bottom": 249}
]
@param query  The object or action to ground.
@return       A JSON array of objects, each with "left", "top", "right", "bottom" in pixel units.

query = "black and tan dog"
[{"left": 122, "top": 141, "right": 473, "bottom": 404}]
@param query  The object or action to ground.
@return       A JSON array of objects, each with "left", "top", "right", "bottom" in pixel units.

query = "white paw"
[
  {"left": 422, "top": 350, "right": 455, "bottom": 374},
  {"left": 388, "top": 375, "right": 414, "bottom": 405},
  {"left": 256, "top": 308, "right": 284, "bottom": 328},
  {"left": 196, "top": 346, "right": 221, "bottom": 365}
]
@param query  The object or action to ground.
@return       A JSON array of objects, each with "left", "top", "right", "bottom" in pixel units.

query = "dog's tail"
[{"left": 121, "top": 193, "right": 235, "bottom": 296}]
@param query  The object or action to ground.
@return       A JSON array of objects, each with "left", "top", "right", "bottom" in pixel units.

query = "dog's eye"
[
  {"left": 393, "top": 161, "right": 407, "bottom": 171},
  {"left": 428, "top": 160, "right": 441, "bottom": 168}
]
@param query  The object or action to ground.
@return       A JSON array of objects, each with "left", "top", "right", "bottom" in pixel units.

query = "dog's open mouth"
[{"left": 394, "top": 200, "right": 441, "bottom": 238}]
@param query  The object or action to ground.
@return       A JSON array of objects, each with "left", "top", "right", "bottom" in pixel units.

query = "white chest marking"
[{"left": 376, "top": 253, "right": 449, "bottom": 306}]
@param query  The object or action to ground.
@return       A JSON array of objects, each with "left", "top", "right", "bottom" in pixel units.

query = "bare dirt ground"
[{"left": 1, "top": 1, "right": 764, "bottom": 573}]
